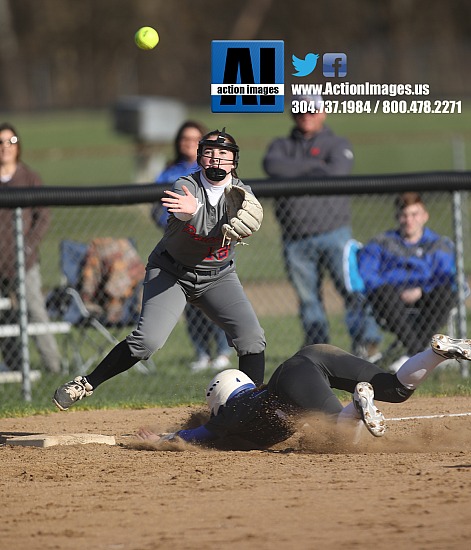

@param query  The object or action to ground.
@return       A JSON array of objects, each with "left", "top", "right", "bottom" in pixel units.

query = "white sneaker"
[
  {"left": 431, "top": 334, "right": 471, "bottom": 360},
  {"left": 387, "top": 355, "right": 410, "bottom": 373},
  {"left": 190, "top": 355, "right": 211, "bottom": 373},
  {"left": 210, "top": 354, "right": 231, "bottom": 370},
  {"left": 353, "top": 382, "right": 386, "bottom": 437}
]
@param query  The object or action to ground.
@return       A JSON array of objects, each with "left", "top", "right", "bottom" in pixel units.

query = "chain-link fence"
[{"left": 1, "top": 174, "right": 470, "bottom": 405}]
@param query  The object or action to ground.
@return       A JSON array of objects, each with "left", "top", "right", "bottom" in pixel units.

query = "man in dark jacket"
[{"left": 263, "top": 95, "right": 381, "bottom": 357}]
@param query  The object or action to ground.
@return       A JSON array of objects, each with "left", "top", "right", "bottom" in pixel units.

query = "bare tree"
[
  {"left": 0, "top": 0, "right": 29, "bottom": 109},
  {"left": 0, "top": 0, "right": 468, "bottom": 110},
  {"left": 229, "top": 0, "right": 274, "bottom": 40}
]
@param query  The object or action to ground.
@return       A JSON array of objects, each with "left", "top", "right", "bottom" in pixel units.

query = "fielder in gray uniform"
[{"left": 53, "top": 129, "right": 265, "bottom": 411}]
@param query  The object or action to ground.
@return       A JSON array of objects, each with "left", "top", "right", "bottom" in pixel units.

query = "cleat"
[
  {"left": 431, "top": 334, "right": 471, "bottom": 361},
  {"left": 53, "top": 376, "right": 93, "bottom": 411},
  {"left": 353, "top": 382, "right": 386, "bottom": 437}
]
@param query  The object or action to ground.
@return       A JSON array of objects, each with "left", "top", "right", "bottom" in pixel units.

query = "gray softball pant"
[{"left": 126, "top": 264, "right": 266, "bottom": 360}]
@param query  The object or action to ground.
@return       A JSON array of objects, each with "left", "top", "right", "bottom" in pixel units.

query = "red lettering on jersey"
[
  {"left": 184, "top": 224, "right": 196, "bottom": 235},
  {"left": 204, "top": 245, "right": 230, "bottom": 261},
  {"left": 183, "top": 224, "right": 220, "bottom": 244}
]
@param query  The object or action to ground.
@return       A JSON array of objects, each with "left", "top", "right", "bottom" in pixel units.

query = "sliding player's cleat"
[
  {"left": 353, "top": 382, "right": 386, "bottom": 437},
  {"left": 431, "top": 334, "right": 471, "bottom": 361}
]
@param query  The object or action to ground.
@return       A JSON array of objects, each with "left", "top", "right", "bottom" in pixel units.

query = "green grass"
[
  {"left": 4, "top": 103, "right": 471, "bottom": 184},
  {"left": 2, "top": 311, "right": 471, "bottom": 418},
  {"left": 0, "top": 314, "right": 302, "bottom": 416},
  {"left": 1, "top": 104, "right": 471, "bottom": 416}
]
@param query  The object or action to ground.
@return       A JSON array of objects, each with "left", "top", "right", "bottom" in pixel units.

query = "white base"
[{"left": 6, "top": 433, "right": 116, "bottom": 448}]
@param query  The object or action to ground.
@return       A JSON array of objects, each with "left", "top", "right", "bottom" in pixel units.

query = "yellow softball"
[{"left": 134, "top": 27, "right": 159, "bottom": 50}]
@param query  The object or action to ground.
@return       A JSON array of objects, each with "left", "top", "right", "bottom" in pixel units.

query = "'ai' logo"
[{"left": 211, "top": 40, "right": 284, "bottom": 113}]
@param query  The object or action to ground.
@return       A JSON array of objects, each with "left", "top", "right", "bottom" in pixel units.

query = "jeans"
[{"left": 283, "top": 226, "right": 382, "bottom": 347}]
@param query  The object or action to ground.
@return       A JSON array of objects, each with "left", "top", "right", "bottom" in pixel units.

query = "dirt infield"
[{"left": 2, "top": 397, "right": 471, "bottom": 550}]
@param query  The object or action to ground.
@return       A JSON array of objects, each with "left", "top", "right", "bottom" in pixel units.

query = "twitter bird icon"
[{"left": 292, "top": 53, "right": 319, "bottom": 77}]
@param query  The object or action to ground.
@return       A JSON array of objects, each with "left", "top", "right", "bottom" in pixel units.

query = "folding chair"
[{"left": 47, "top": 239, "right": 154, "bottom": 375}]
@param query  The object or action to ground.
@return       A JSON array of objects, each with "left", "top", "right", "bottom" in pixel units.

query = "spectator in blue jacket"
[
  {"left": 151, "top": 121, "right": 233, "bottom": 372},
  {"left": 358, "top": 192, "right": 457, "bottom": 370}
]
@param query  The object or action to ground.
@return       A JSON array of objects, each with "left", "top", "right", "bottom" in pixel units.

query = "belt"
[{"left": 162, "top": 251, "right": 232, "bottom": 276}]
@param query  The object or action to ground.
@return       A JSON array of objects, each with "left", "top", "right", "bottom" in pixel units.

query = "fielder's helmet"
[
  {"left": 197, "top": 127, "right": 240, "bottom": 168},
  {"left": 205, "top": 369, "right": 256, "bottom": 416}
]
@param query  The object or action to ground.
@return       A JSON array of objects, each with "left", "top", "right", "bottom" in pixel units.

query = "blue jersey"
[
  {"left": 176, "top": 387, "right": 295, "bottom": 448},
  {"left": 358, "top": 227, "right": 456, "bottom": 293}
]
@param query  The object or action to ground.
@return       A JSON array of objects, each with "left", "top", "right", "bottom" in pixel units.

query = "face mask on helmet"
[
  {"left": 205, "top": 369, "right": 256, "bottom": 416},
  {"left": 197, "top": 128, "right": 239, "bottom": 182},
  {"left": 204, "top": 166, "right": 229, "bottom": 182}
]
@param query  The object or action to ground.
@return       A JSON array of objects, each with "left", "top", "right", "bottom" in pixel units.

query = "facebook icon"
[{"left": 323, "top": 53, "right": 347, "bottom": 77}]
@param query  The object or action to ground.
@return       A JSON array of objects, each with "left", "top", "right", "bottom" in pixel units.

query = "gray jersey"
[
  {"left": 150, "top": 171, "right": 252, "bottom": 270},
  {"left": 126, "top": 170, "right": 266, "bottom": 364}
]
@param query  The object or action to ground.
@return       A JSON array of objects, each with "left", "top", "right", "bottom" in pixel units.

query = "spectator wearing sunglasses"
[{"left": 0, "top": 122, "right": 61, "bottom": 374}]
